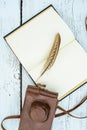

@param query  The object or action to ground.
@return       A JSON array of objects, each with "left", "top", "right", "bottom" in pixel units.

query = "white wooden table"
[{"left": 0, "top": 0, "right": 87, "bottom": 130}]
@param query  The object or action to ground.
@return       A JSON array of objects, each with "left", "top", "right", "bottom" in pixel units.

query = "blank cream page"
[
  {"left": 33, "top": 40, "right": 87, "bottom": 99},
  {"left": 5, "top": 6, "right": 74, "bottom": 73}
]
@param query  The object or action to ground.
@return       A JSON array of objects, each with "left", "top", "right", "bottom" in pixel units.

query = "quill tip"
[{"left": 55, "top": 33, "right": 61, "bottom": 43}]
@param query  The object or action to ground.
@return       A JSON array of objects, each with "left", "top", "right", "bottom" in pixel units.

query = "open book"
[{"left": 5, "top": 5, "right": 87, "bottom": 100}]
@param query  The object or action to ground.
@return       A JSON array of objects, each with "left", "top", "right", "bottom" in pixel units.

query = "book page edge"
[{"left": 59, "top": 78, "right": 87, "bottom": 100}]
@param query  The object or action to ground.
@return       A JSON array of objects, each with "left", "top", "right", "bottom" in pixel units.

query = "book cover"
[{"left": 5, "top": 5, "right": 87, "bottom": 100}]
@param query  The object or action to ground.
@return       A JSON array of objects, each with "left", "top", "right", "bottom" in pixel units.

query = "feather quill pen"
[{"left": 36, "top": 33, "right": 61, "bottom": 81}]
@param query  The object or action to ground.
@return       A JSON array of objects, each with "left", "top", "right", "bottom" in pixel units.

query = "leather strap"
[
  {"left": 55, "top": 95, "right": 87, "bottom": 118},
  {"left": 1, "top": 96, "right": 87, "bottom": 130},
  {"left": 1, "top": 115, "right": 20, "bottom": 130}
]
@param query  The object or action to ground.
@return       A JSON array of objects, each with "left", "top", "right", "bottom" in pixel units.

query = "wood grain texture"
[
  {"left": 0, "top": 0, "right": 20, "bottom": 129},
  {"left": 22, "top": 0, "right": 87, "bottom": 130},
  {"left": 0, "top": 0, "right": 87, "bottom": 130}
]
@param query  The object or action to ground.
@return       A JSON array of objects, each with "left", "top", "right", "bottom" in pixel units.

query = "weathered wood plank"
[
  {"left": 0, "top": 0, "right": 21, "bottom": 129},
  {"left": 22, "top": 0, "right": 87, "bottom": 130}
]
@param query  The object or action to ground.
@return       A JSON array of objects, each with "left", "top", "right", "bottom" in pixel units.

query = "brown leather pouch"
[
  {"left": 1, "top": 85, "right": 87, "bottom": 130},
  {"left": 18, "top": 85, "right": 58, "bottom": 130}
]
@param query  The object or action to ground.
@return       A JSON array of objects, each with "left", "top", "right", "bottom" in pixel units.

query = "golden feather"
[{"left": 36, "top": 33, "right": 61, "bottom": 81}]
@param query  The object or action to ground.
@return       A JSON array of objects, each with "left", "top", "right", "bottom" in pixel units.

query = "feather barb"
[{"left": 36, "top": 33, "right": 61, "bottom": 81}]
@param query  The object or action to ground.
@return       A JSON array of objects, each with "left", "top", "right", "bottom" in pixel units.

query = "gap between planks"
[{"left": 20, "top": 0, "right": 23, "bottom": 113}]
